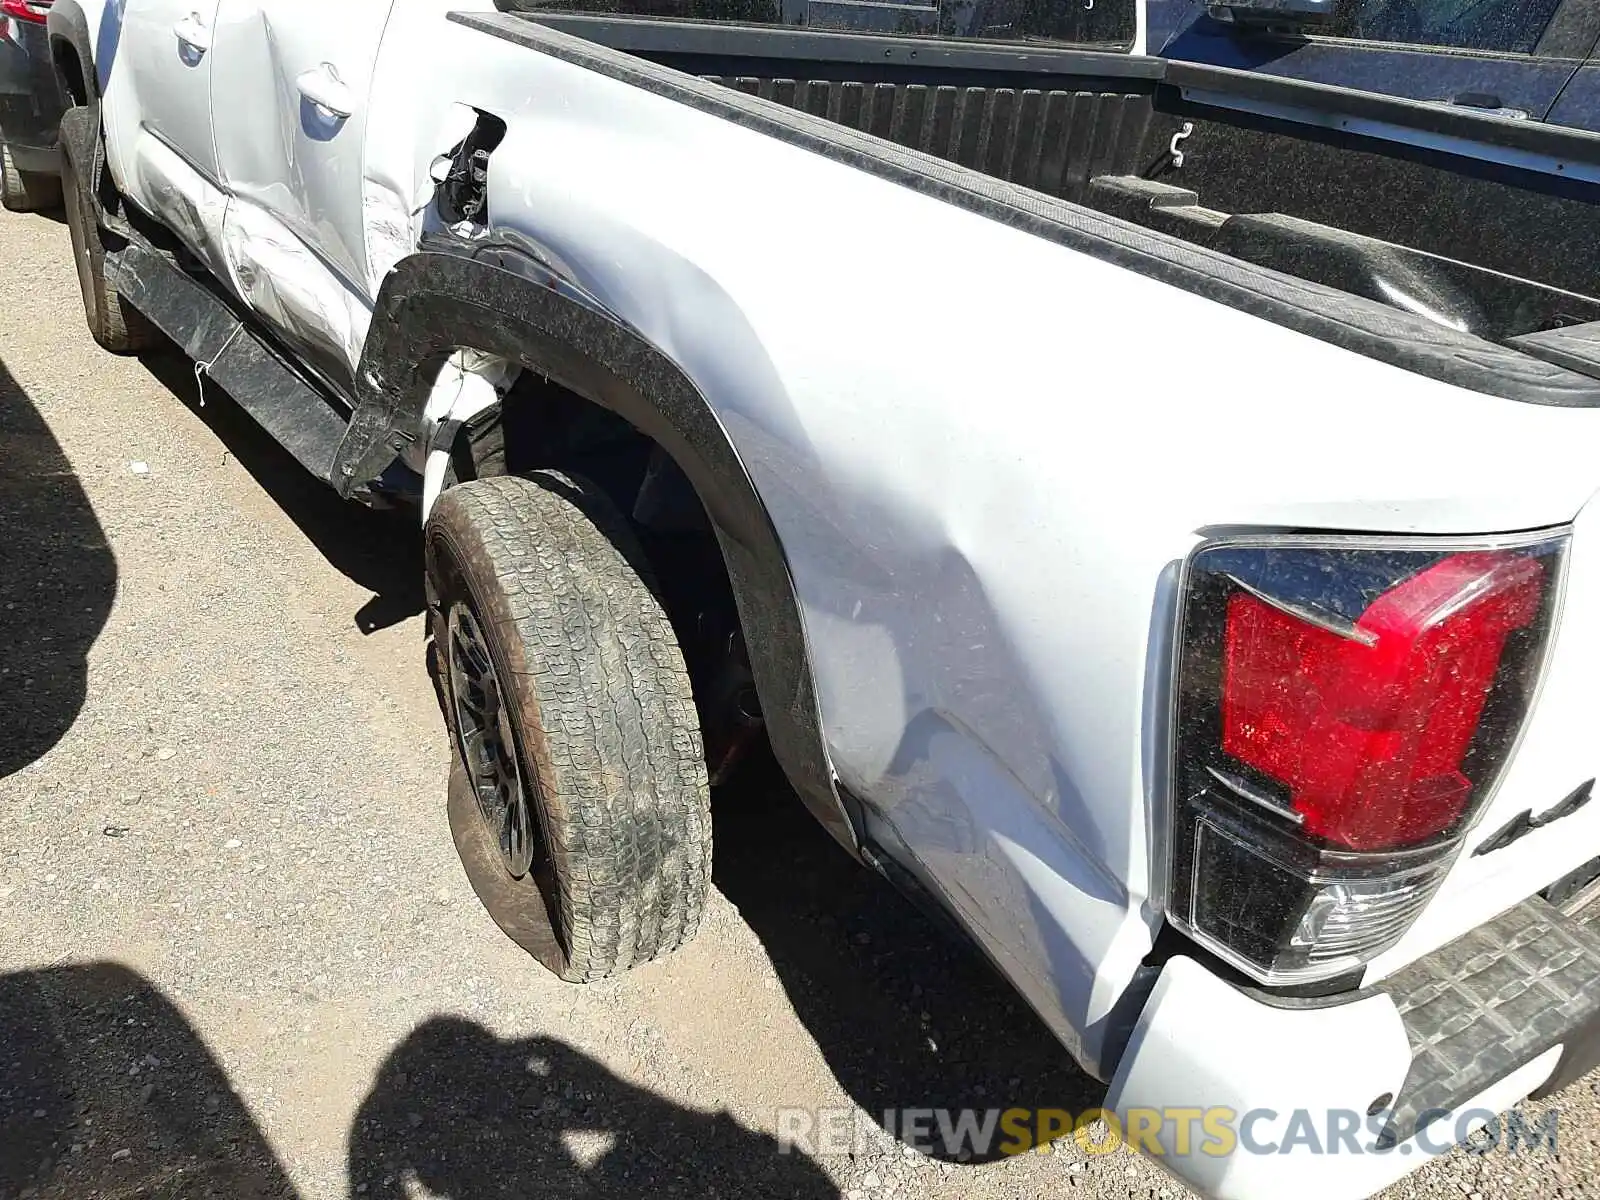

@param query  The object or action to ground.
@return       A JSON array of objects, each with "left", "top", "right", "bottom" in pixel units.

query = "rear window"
[{"left": 501, "top": 0, "right": 1137, "bottom": 47}]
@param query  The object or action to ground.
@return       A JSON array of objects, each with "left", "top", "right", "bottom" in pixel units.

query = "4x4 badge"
[{"left": 1473, "top": 779, "right": 1595, "bottom": 857}]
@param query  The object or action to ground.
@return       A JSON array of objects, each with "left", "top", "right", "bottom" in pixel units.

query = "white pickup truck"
[{"left": 40, "top": 0, "right": 1600, "bottom": 1195}]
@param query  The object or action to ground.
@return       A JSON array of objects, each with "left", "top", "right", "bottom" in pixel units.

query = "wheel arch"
[
  {"left": 45, "top": 1, "right": 95, "bottom": 108},
  {"left": 335, "top": 247, "right": 859, "bottom": 856}
]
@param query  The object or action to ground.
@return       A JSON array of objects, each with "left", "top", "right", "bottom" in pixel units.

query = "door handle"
[
  {"left": 172, "top": 13, "right": 211, "bottom": 54},
  {"left": 295, "top": 65, "right": 354, "bottom": 120},
  {"left": 1447, "top": 92, "right": 1530, "bottom": 119}
]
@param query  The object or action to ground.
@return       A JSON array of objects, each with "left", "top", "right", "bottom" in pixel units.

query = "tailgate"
[{"left": 1367, "top": 493, "right": 1600, "bottom": 983}]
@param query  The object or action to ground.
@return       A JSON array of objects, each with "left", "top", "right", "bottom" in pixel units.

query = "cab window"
[
  {"left": 1324, "top": 0, "right": 1566, "bottom": 55},
  {"left": 503, "top": 0, "right": 1137, "bottom": 46}
]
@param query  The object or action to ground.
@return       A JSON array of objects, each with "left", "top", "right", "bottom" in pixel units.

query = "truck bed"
[{"left": 473, "top": 7, "right": 1600, "bottom": 403}]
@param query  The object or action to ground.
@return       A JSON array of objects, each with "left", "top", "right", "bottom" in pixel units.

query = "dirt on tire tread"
[
  {"left": 58, "top": 106, "right": 160, "bottom": 355},
  {"left": 427, "top": 472, "right": 711, "bottom": 982}
]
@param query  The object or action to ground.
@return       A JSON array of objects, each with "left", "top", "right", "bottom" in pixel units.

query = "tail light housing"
[
  {"left": 1168, "top": 531, "right": 1567, "bottom": 985},
  {"left": 0, "top": 0, "right": 51, "bottom": 24}
]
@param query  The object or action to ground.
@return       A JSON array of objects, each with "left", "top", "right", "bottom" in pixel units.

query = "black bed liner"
[
  {"left": 454, "top": 11, "right": 1600, "bottom": 408},
  {"left": 507, "top": 13, "right": 1600, "bottom": 175}
]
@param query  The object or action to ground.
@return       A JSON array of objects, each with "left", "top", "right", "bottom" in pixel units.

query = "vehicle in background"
[
  {"left": 0, "top": 0, "right": 62, "bottom": 210},
  {"left": 1151, "top": 0, "right": 1600, "bottom": 131}
]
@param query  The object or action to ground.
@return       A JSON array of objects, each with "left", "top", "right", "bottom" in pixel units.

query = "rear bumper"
[{"left": 1107, "top": 894, "right": 1600, "bottom": 1200}]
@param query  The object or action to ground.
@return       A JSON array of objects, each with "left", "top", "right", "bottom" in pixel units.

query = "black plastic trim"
[
  {"left": 1543, "top": 851, "right": 1600, "bottom": 910},
  {"left": 332, "top": 246, "right": 857, "bottom": 856},
  {"left": 452, "top": 10, "right": 1600, "bottom": 408},
  {"left": 1511, "top": 321, "right": 1600, "bottom": 379},
  {"left": 1182, "top": 893, "right": 1600, "bottom": 1141},
  {"left": 1473, "top": 779, "right": 1596, "bottom": 857},
  {"left": 44, "top": 0, "right": 96, "bottom": 106},
  {"left": 106, "top": 242, "right": 351, "bottom": 482},
  {"left": 1144, "top": 921, "right": 1371, "bottom": 1003}
]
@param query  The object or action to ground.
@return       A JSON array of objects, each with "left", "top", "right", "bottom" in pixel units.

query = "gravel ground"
[{"left": 2, "top": 205, "right": 1598, "bottom": 1200}]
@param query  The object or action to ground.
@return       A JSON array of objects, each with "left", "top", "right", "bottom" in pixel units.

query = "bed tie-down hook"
[{"left": 1169, "top": 122, "right": 1195, "bottom": 169}]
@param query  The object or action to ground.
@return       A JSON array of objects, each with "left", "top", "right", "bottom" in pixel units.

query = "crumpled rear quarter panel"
[{"left": 384, "top": 7, "right": 1600, "bottom": 1076}]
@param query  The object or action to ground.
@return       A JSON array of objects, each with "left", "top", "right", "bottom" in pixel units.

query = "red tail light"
[
  {"left": 0, "top": 0, "right": 51, "bottom": 23},
  {"left": 1220, "top": 551, "right": 1547, "bottom": 851},
  {"left": 1167, "top": 531, "right": 1566, "bottom": 985}
]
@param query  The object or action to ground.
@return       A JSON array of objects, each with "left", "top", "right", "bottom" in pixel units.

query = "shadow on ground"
[
  {"left": 0, "top": 963, "right": 838, "bottom": 1200},
  {"left": 104, "top": 347, "right": 1095, "bottom": 1174},
  {"left": 349, "top": 1018, "right": 838, "bottom": 1198},
  {"left": 0, "top": 356, "right": 116, "bottom": 778},
  {"left": 0, "top": 962, "right": 295, "bottom": 1199},
  {"left": 712, "top": 752, "right": 1106, "bottom": 1162},
  {"left": 136, "top": 349, "right": 423, "bottom": 634}
]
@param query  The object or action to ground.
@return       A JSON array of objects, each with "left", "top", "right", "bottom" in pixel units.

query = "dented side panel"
[
  {"left": 344, "top": 13, "right": 1600, "bottom": 1077},
  {"left": 205, "top": 0, "right": 395, "bottom": 378},
  {"left": 84, "top": 0, "right": 1600, "bottom": 1080}
]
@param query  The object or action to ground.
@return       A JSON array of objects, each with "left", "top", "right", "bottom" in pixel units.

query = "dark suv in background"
[
  {"left": 0, "top": 0, "right": 63, "bottom": 211},
  {"left": 1152, "top": 0, "right": 1600, "bottom": 130}
]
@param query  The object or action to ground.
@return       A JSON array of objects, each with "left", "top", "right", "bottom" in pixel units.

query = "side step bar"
[{"left": 104, "top": 242, "right": 351, "bottom": 482}]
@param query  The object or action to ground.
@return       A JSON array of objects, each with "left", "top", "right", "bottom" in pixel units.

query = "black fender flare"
[
  {"left": 334, "top": 247, "right": 859, "bottom": 855},
  {"left": 44, "top": 1, "right": 96, "bottom": 107}
]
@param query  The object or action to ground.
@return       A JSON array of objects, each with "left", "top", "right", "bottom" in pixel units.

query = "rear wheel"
[
  {"left": 57, "top": 107, "right": 158, "bottom": 354},
  {"left": 426, "top": 471, "right": 712, "bottom": 982},
  {"left": 0, "top": 144, "right": 61, "bottom": 212}
]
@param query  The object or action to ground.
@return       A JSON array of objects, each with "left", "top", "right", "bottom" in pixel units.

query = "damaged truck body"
[{"left": 41, "top": 0, "right": 1600, "bottom": 1195}]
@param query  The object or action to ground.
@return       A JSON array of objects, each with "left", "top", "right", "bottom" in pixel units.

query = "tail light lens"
[
  {"left": 0, "top": 0, "right": 51, "bottom": 23},
  {"left": 1168, "top": 532, "right": 1566, "bottom": 985}
]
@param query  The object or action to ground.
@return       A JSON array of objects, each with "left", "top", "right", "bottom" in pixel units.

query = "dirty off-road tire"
[
  {"left": 58, "top": 107, "right": 158, "bottom": 354},
  {"left": 426, "top": 472, "right": 712, "bottom": 982},
  {"left": 1, "top": 143, "right": 61, "bottom": 212}
]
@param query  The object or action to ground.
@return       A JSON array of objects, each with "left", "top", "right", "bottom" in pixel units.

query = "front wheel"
[
  {"left": 426, "top": 471, "right": 712, "bottom": 982},
  {"left": 57, "top": 107, "right": 158, "bottom": 354}
]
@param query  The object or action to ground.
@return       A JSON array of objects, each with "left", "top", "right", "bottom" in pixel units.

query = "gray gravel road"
[{"left": 2, "top": 206, "right": 1597, "bottom": 1200}]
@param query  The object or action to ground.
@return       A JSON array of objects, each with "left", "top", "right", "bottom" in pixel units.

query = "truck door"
[
  {"left": 1162, "top": 0, "right": 1600, "bottom": 123},
  {"left": 207, "top": 0, "right": 396, "bottom": 386},
  {"left": 99, "top": 0, "right": 230, "bottom": 272}
]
